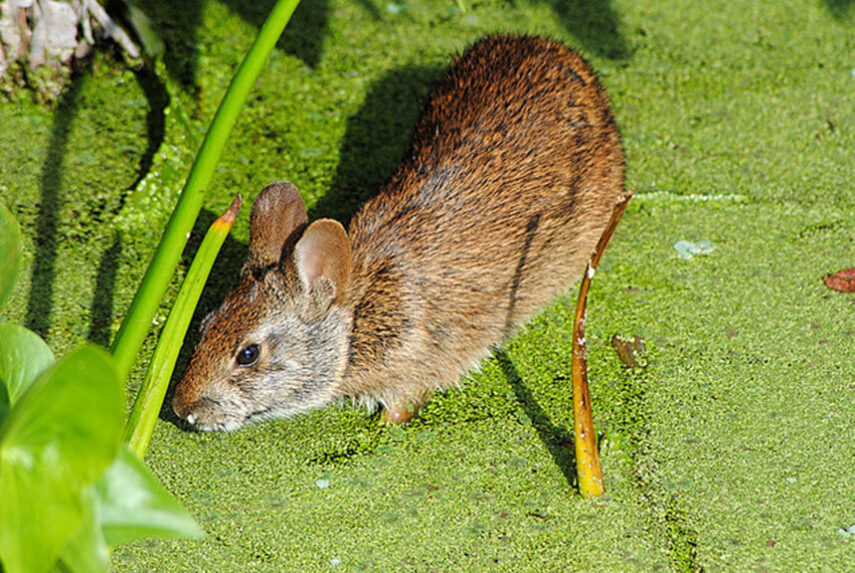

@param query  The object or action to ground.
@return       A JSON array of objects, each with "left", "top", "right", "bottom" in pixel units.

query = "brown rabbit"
[{"left": 172, "top": 34, "right": 625, "bottom": 431}]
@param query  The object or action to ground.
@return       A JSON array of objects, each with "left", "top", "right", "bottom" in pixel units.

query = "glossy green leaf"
[
  {"left": 0, "top": 201, "right": 22, "bottom": 310},
  {"left": 95, "top": 445, "right": 204, "bottom": 545},
  {"left": 0, "top": 346, "right": 123, "bottom": 573},
  {"left": 55, "top": 491, "right": 110, "bottom": 573},
  {"left": 0, "top": 323, "right": 55, "bottom": 407}
]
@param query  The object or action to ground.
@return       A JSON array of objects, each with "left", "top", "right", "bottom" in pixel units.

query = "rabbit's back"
[{"left": 342, "top": 35, "right": 624, "bottom": 401}]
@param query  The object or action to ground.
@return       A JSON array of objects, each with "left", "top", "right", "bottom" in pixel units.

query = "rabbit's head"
[{"left": 172, "top": 182, "right": 353, "bottom": 431}]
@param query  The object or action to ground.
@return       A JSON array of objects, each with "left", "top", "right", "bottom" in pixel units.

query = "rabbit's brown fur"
[{"left": 173, "top": 35, "right": 625, "bottom": 431}]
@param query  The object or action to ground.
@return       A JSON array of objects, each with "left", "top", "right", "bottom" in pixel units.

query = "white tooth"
[{"left": 186, "top": 413, "right": 196, "bottom": 425}]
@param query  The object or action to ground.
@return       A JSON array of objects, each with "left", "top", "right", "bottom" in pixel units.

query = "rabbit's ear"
[
  {"left": 248, "top": 181, "right": 308, "bottom": 269},
  {"left": 293, "top": 219, "right": 351, "bottom": 302}
]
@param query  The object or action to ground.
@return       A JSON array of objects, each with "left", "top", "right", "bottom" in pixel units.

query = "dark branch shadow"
[
  {"left": 127, "top": 66, "right": 169, "bottom": 195},
  {"left": 823, "top": 0, "right": 854, "bottom": 20},
  {"left": 134, "top": 0, "right": 632, "bottom": 96},
  {"left": 25, "top": 55, "right": 168, "bottom": 339},
  {"left": 140, "top": 0, "right": 203, "bottom": 90},
  {"left": 254, "top": 0, "right": 329, "bottom": 68},
  {"left": 545, "top": 0, "right": 631, "bottom": 59},
  {"left": 137, "top": 0, "right": 633, "bottom": 97},
  {"left": 353, "top": 0, "right": 382, "bottom": 20},
  {"left": 25, "top": 69, "right": 86, "bottom": 337},
  {"left": 87, "top": 235, "right": 122, "bottom": 347},
  {"left": 159, "top": 208, "right": 247, "bottom": 425},
  {"left": 309, "top": 65, "right": 444, "bottom": 222},
  {"left": 497, "top": 210, "right": 577, "bottom": 487},
  {"left": 496, "top": 349, "right": 577, "bottom": 488},
  {"left": 141, "top": 0, "right": 329, "bottom": 92},
  {"left": 539, "top": 0, "right": 632, "bottom": 59}
]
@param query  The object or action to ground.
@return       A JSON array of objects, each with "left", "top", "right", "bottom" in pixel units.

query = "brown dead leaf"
[
  {"left": 611, "top": 335, "right": 647, "bottom": 368},
  {"left": 823, "top": 268, "right": 855, "bottom": 293}
]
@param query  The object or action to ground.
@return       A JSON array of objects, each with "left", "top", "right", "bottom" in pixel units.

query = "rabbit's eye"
[{"left": 236, "top": 343, "right": 260, "bottom": 367}]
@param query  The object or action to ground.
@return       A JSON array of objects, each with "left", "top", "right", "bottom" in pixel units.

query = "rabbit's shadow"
[{"left": 308, "top": 65, "right": 444, "bottom": 222}]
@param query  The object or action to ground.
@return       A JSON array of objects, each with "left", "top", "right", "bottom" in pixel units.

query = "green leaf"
[
  {"left": 54, "top": 491, "right": 110, "bottom": 573},
  {"left": 124, "top": 3, "right": 165, "bottom": 61},
  {"left": 95, "top": 445, "right": 204, "bottom": 545},
  {"left": 125, "top": 196, "right": 241, "bottom": 458},
  {"left": 0, "top": 201, "right": 22, "bottom": 310},
  {"left": 0, "top": 323, "right": 56, "bottom": 407},
  {"left": 0, "top": 346, "right": 123, "bottom": 573}
]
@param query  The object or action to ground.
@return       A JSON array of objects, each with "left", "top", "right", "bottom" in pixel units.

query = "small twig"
[
  {"left": 17, "top": 6, "right": 31, "bottom": 58},
  {"left": 0, "top": 35, "right": 6, "bottom": 75},
  {"left": 82, "top": 0, "right": 140, "bottom": 59},
  {"left": 572, "top": 190, "right": 633, "bottom": 498}
]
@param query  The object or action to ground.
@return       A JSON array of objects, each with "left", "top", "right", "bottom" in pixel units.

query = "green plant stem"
[
  {"left": 124, "top": 196, "right": 241, "bottom": 458},
  {"left": 110, "top": 0, "right": 302, "bottom": 382}
]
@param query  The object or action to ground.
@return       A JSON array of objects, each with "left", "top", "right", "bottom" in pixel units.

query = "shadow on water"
[
  {"left": 141, "top": 0, "right": 329, "bottom": 91},
  {"left": 159, "top": 208, "right": 247, "bottom": 424},
  {"left": 353, "top": 0, "right": 382, "bottom": 20},
  {"left": 498, "top": 208, "right": 577, "bottom": 489},
  {"left": 24, "top": 69, "right": 85, "bottom": 337},
  {"left": 128, "top": 66, "right": 169, "bottom": 194},
  {"left": 354, "top": 0, "right": 631, "bottom": 59},
  {"left": 87, "top": 235, "right": 122, "bottom": 347},
  {"left": 823, "top": 0, "right": 854, "bottom": 20},
  {"left": 141, "top": 0, "right": 630, "bottom": 97},
  {"left": 495, "top": 349, "right": 578, "bottom": 488},
  {"left": 29, "top": 57, "right": 167, "bottom": 343},
  {"left": 536, "top": 0, "right": 632, "bottom": 59},
  {"left": 309, "top": 65, "right": 444, "bottom": 222}
]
